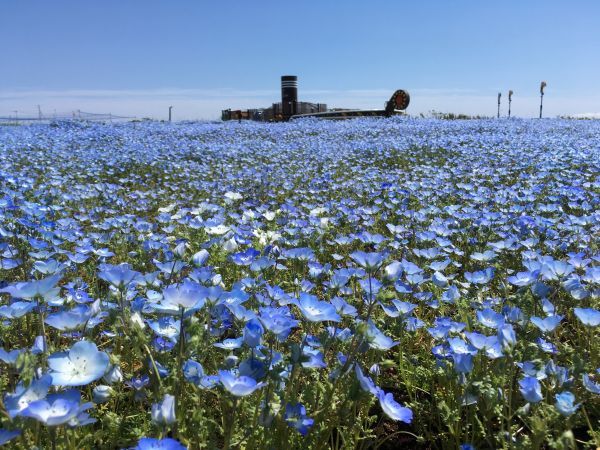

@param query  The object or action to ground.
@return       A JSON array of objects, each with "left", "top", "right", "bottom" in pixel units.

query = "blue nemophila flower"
[
  {"left": 541, "top": 260, "right": 574, "bottom": 280},
  {"left": 477, "top": 308, "right": 505, "bottom": 329},
  {"left": 183, "top": 360, "right": 204, "bottom": 385},
  {"left": 507, "top": 270, "right": 539, "bottom": 287},
  {"left": 497, "top": 324, "right": 517, "bottom": 349},
  {"left": 4, "top": 374, "right": 52, "bottom": 418},
  {"left": 258, "top": 307, "right": 298, "bottom": 341},
  {"left": 330, "top": 296, "right": 358, "bottom": 317},
  {"left": 21, "top": 390, "right": 94, "bottom": 426},
  {"left": 192, "top": 249, "right": 210, "bottom": 267},
  {"left": 103, "top": 365, "right": 123, "bottom": 384},
  {"left": 554, "top": 391, "right": 579, "bottom": 416},
  {"left": 213, "top": 337, "right": 243, "bottom": 350},
  {"left": 92, "top": 385, "right": 112, "bottom": 403},
  {"left": 350, "top": 251, "right": 385, "bottom": 273},
  {"left": 0, "top": 300, "right": 36, "bottom": 319},
  {"left": 151, "top": 394, "right": 176, "bottom": 426},
  {"left": 432, "top": 271, "right": 449, "bottom": 287},
  {"left": 284, "top": 403, "right": 314, "bottom": 436},
  {"left": 134, "top": 437, "right": 187, "bottom": 450},
  {"left": 231, "top": 248, "right": 260, "bottom": 266},
  {"left": 536, "top": 338, "right": 558, "bottom": 354},
  {"left": 147, "top": 316, "right": 181, "bottom": 342},
  {"left": 297, "top": 293, "right": 340, "bottom": 322},
  {"left": 97, "top": 264, "right": 141, "bottom": 289},
  {"left": 376, "top": 390, "right": 412, "bottom": 423},
  {"left": 243, "top": 318, "right": 264, "bottom": 347},
  {"left": 471, "top": 250, "right": 497, "bottom": 262},
  {"left": 45, "top": 306, "right": 91, "bottom": 331},
  {"left": 582, "top": 374, "right": 600, "bottom": 394},
  {"left": 518, "top": 377, "right": 543, "bottom": 403},
  {"left": 161, "top": 282, "right": 205, "bottom": 310},
  {"left": 464, "top": 268, "right": 494, "bottom": 285},
  {"left": 574, "top": 308, "right": 600, "bottom": 327},
  {"left": 0, "top": 273, "right": 61, "bottom": 300},
  {"left": 0, "top": 348, "right": 23, "bottom": 365},
  {"left": 125, "top": 374, "right": 150, "bottom": 399},
  {"left": 452, "top": 353, "right": 474, "bottom": 373},
  {"left": 218, "top": 370, "right": 265, "bottom": 396},
  {"left": 365, "top": 320, "right": 398, "bottom": 350},
  {"left": 33, "top": 258, "right": 67, "bottom": 275},
  {"left": 530, "top": 315, "right": 563, "bottom": 333},
  {"left": 465, "top": 332, "right": 502, "bottom": 357},
  {"left": 48, "top": 341, "right": 109, "bottom": 386},
  {"left": 354, "top": 364, "right": 379, "bottom": 395},
  {"left": 0, "top": 429, "right": 21, "bottom": 446}
]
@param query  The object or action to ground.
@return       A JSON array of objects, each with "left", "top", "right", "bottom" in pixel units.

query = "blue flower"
[
  {"left": 21, "top": 390, "right": 94, "bottom": 426},
  {"left": 477, "top": 308, "right": 505, "bottom": 329},
  {"left": 465, "top": 267, "right": 494, "bottom": 285},
  {"left": 48, "top": 341, "right": 110, "bottom": 386},
  {"left": 243, "top": 318, "right": 264, "bottom": 347},
  {"left": 297, "top": 293, "right": 340, "bottom": 322},
  {"left": 518, "top": 377, "right": 543, "bottom": 403},
  {"left": 350, "top": 251, "right": 385, "bottom": 273},
  {"left": 0, "top": 274, "right": 61, "bottom": 300},
  {"left": 354, "top": 364, "right": 379, "bottom": 395},
  {"left": 365, "top": 320, "right": 398, "bottom": 350},
  {"left": 161, "top": 282, "right": 205, "bottom": 311},
  {"left": 134, "top": 437, "right": 187, "bottom": 450},
  {"left": 45, "top": 306, "right": 90, "bottom": 331},
  {"left": 582, "top": 374, "right": 600, "bottom": 394},
  {"left": 4, "top": 374, "right": 53, "bottom": 418},
  {"left": 92, "top": 385, "right": 112, "bottom": 403},
  {"left": 554, "top": 391, "right": 579, "bottom": 416},
  {"left": 530, "top": 315, "right": 563, "bottom": 333},
  {"left": 452, "top": 353, "right": 474, "bottom": 373},
  {"left": 573, "top": 308, "right": 600, "bottom": 327},
  {"left": 218, "top": 370, "right": 265, "bottom": 397},
  {"left": 97, "top": 264, "right": 141, "bottom": 289},
  {"left": 151, "top": 394, "right": 176, "bottom": 426},
  {"left": 0, "top": 429, "right": 21, "bottom": 446},
  {"left": 147, "top": 316, "right": 181, "bottom": 342},
  {"left": 376, "top": 390, "right": 412, "bottom": 423},
  {"left": 183, "top": 360, "right": 205, "bottom": 385},
  {"left": 284, "top": 403, "right": 314, "bottom": 436},
  {"left": 497, "top": 324, "right": 517, "bottom": 349}
]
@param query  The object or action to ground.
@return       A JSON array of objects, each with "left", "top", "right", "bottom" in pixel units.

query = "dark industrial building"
[{"left": 221, "top": 75, "right": 409, "bottom": 122}]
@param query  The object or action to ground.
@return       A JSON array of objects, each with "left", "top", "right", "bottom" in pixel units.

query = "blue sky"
[{"left": 1, "top": 0, "right": 599, "bottom": 119}]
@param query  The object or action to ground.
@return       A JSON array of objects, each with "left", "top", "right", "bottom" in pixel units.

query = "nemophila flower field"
[{"left": 0, "top": 118, "right": 598, "bottom": 449}]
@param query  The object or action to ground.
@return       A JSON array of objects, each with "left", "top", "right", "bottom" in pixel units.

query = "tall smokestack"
[{"left": 281, "top": 75, "right": 298, "bottom": 118}]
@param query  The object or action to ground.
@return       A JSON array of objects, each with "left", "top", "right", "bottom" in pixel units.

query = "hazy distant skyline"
[{"left": 2, "top": 1, "right": 599, "bottom": 120}]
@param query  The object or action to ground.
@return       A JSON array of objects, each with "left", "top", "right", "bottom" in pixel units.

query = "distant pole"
[
  {"left": 13, "top": 110, "right": 18, "bottom": 125},
  {"left": 497, "top": 93, "right": 501, "bottom": 118},
  {"left": 539, "top": 81, "right": 546, "bottom": 118},
  {"left": 508, "top": 90, "right": 513, "bottom": 118},
  {"left": 38, "top": 105, "right": 42, "bottom": 121},
  {"left": 168, "top": 106, "right": 173, "bottom": 122}
]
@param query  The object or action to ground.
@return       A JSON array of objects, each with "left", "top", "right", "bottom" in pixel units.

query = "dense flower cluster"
[{"left": 0, "top": 117, "right": 598, "bottom": 449}]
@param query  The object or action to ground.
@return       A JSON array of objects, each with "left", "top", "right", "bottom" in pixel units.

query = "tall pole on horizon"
[
  {"left": 168, "top": 106, "right": 173, "bottom": 122},
  {"left": 539, "top": 81, "right": 546, "bottom": 118},
  {"left": 497, "top": 92, "right": 501, "bottom": 118},
  {"left": 508, "top": 90, "right": 513, "bottom": 118}
]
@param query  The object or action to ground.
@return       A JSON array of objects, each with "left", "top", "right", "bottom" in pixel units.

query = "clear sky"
[{"left": 1, "top": 0, "right": 599, "bottom": 120}]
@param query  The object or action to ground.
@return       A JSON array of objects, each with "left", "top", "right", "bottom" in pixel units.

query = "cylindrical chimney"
[{"left": 281, "top": 75, "right": 298, "bottom": 118}]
